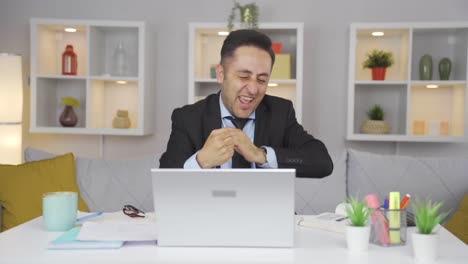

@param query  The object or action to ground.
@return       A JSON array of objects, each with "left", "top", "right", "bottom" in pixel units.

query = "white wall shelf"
[
  {"left": 188, "top": 23, "right": 304, "bottom": 123},
  {"left": 347, "top": 22, "right": 468, "bottom": 142},
  {"left": 30, "top": 18, "right": 153, "bottom": 135}
]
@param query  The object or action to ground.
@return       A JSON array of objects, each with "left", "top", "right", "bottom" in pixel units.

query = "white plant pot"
[
  {"left": 346, "top": 225, "right": 371, "bottom": 252},
  {"left": 412, "top": 232, "right": 439, "bottom": 263}
]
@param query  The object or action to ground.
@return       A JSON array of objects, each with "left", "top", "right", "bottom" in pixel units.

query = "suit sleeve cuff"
[
  {"left": 257, "top": 146, "right": 278, "bottom": 168},
  {"left": 183, "top": 151, "right": 202, "bottom": 169}
]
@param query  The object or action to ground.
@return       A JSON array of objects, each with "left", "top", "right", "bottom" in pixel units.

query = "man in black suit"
[{"left": 160, "top": 29, "right": 333, "bottom": 178}]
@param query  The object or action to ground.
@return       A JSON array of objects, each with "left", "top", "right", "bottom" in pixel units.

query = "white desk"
[{"left": 0, "top": 215, "right": 466, "bottom": 264}]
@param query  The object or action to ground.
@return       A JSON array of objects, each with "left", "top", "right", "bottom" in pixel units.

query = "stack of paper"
[
  {"left": 297, "top": 213, "right": 348, "bottom": 234},
  {"left": 77, "top": 221, "right": 156, "bottom": 241},
  {"left": 48, "top": 211, "right": 157, "bottom": 250}
]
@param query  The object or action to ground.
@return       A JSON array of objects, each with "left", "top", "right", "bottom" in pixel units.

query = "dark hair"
[{"left": 220, "top": 29, "right": 275, "bottom": 66}]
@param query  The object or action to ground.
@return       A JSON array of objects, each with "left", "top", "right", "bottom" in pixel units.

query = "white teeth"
[{"left": 240, "top": 96, "right": 253, "bottom": 102}]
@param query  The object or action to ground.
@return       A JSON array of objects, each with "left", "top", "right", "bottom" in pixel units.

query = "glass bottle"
[
  {"left": 112, "top": 41, "right": 127, "bottom": 76},
  {"left": 62, "top": 44, "right": 77, "bottom": 75}
]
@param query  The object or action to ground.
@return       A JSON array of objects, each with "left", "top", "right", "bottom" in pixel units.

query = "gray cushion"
[
  {"left": 295, "top": 150, "right": 347, "bottom": 214},
  {"left": 347, "top": 148, "right": 468, "bottom": 217},
  {"left": 24, "top": 148, "right": 158, "bottom": 213},
  {"left": 24, "top": 147, "right": 55, "bottom": 161}
]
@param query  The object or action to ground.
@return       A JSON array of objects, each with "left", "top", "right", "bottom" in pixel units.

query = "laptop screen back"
[{"left": 151, "top": 169, "right": 295, "bottom": 247}]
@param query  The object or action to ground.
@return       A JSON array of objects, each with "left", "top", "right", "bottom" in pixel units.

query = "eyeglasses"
[{"left": 122, "top": 205, "right": 145, "bottom": 218}]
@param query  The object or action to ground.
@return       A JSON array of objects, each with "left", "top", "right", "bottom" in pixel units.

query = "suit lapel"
[
  {"left": 202, "top": 93, "right": 222, "bottom": 143},
  {"left": 254, "top": 100, "right": 271, "bottom": 147}
]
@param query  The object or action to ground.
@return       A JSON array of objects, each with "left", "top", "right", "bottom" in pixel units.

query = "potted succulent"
[
  {"left": 59, "top": 96, "right": 79, "bottom": 127},
  {"left": 344, "top": 194, "right": 372, "bottom": 252},
  {"left": 363, "top": 49, "right": 394, "bottom": 80},
  {"left": 227, "top": 1, "right": 259, "bottom": 31},
  {"left": 412, "top": 198, "right": 450, "bottom": 263},
  {"left": 361, "top": 104, "right": 391, "bottom": 134}
]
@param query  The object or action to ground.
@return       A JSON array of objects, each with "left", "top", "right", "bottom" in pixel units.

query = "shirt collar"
[{"left": 219, "top": 93, "right": 256, "bottom": 120}]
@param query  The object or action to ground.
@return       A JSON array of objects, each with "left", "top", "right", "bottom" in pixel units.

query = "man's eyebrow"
[
  {"left": 237, "top": 69, "right": 253, "bottom": 74},
  {"left": 237, "top": 70, "right": 269, "bottom": 77}
]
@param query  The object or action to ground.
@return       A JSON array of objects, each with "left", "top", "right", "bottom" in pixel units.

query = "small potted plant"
[
  {"left": 412, "top": 198, "right": 450, "bottom": 263},
  {"left": 59, "top": 96, "right": 79, "bottom": 127},
  {"left": 344, "top": 194, "right": 372, "bottom": 252},
  {"left": 363, "top": 49, "right": 394, "bottom": 80},
  {"left": 361, "top": 104, "right": 391, "bottom": 134},
  {"left": 227, "top": 1, "right": 259, "bottom": 31}
]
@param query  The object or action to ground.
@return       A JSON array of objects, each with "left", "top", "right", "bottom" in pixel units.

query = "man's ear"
[{"left": 216, "top": 64, "right": 224, "bottom": 83}]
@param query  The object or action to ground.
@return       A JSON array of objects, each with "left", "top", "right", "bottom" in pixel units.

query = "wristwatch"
[{"left": 257, "top": 147, "right": 267, "bottom": 166}]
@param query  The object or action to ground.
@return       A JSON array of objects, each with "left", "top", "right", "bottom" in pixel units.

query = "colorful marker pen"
[{"left": 400, "top": 194, "right": 411, "bottom": 209}]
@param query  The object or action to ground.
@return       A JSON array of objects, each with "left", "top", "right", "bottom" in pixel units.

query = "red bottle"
[{"left": 62, "top": 44, "right": 77, "bottom": 75}]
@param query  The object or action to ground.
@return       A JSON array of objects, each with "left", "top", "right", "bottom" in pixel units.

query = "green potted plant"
[
  {"left": 412, "top": 198, "right": 450, "bottom": 263},
  {"left": 360, "top": 104, "right": 391, "bottom": 134},
  {"left": 227, "top": 1, "right": 259, "bottom": 31},
  {"left": 344, "top": 194, "right": 372, "bottom": 252},
  {"left": 59, "top": 96, "right": 79, "bottom": 127},
  {"left": 363, "top": 49, "right": 394, "bottom": 80}
]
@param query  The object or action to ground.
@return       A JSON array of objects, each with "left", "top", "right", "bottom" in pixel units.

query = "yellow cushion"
[
  {"left": 445, "top": 194, "right": 468, "bottom": 244},
  {"left": 0, "top": 153, "right": 88, "bottom": 231}
]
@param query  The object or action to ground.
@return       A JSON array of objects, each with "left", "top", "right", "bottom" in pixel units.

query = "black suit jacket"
[{"left": 159, "top": 93, "right": 333, "bottom": 178}]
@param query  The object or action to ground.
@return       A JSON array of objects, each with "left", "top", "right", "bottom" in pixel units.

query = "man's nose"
[{"left": 245, "top": 78, "right": 259, "bottom": 94}]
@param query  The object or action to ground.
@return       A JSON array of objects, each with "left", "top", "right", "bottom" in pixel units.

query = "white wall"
[{"left": 1, "top": 0, "right": 467, "bottom": 160}]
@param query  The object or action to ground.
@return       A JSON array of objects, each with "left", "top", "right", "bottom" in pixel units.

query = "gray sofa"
[{"left": 21, "top": 147, "right": 468, "bottom": 217}]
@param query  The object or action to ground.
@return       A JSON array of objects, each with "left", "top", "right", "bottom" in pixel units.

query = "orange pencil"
[{"left": 400, "top": 194, "right": 411, "bottom": 209}]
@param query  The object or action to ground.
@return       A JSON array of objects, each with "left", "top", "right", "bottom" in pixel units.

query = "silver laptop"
[{"left": 151, "top": 169, "right": 295, "bottom": 247}]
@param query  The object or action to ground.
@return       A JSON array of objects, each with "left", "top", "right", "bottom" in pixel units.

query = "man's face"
[{"left": 217, "top": 46, "right": 272, "bottom": 118}]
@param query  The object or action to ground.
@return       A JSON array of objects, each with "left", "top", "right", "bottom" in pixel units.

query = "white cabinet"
[
  {"left": 30, "top": 18, "right": 153, "bottom": 135},
  {"left": 347, "top": 22, "right": 468, "bottom": 142},
  {"left": 188, "top": 23, "right": 304, "bottom": 123}
]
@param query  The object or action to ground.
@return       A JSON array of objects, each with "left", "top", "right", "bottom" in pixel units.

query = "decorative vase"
[
  {"left": 438, "top": 57, "right": 452, "bottom": 80},
  {"left": 210, "top": 64, "right": 217, "bottom": 79},
  {"left": 59, "top": 105, "right": 78, "bottom": 127},
  {"left": 412, "top": 232, "right": 439, "bottom": 263},
  {"left": 361, "top": 120, "right": 391, "bottom": 134},
  {"left": 371, "top": 67, "right": 386, "bottom": 80},
  {"left": 419, "top": 54, "right": 433, "bottom": 80},
  {"left": 112, "top": 110, "right": 131, "bottom": 129},
  {"left": 240, "top": 7, "right": 252, "bottom": 28},
  {"left": 346, "top": 225, "right": 371, "bottom": 252}
]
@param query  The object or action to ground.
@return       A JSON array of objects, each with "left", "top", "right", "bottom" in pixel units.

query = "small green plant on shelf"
[
  {"left": 227, "top": 1, "right": 259, "bottom": 31},
  {"left": 361, "top": 104, "right": 390, "bottom": 134},
  {"left": 367, "top": 104, "right": 384, "bottom": 121},
  {"left": 362, "top": 49, "right": 394, "bottom": 69},
  {"left": 413, "top": 197, "right": 450, "bottom": 234},
  {"left": 60, "top": 96, "right": 79, "bottom": 107},
  {"left": 345, "top": 194, "right": 371, "bottom": 227}
]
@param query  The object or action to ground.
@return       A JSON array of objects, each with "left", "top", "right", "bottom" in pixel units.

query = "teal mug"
[{"left": 42, "top": 192, "right": 78, "bottom": 231}]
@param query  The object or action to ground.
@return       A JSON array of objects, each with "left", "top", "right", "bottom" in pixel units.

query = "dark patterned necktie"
[{"left": 226, "top": 116, "right": 251, "bottom": 168}]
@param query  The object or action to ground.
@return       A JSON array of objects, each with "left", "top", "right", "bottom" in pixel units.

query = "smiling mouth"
[{"left": 238, "top": 95, "right": 254, "bottom": 105}]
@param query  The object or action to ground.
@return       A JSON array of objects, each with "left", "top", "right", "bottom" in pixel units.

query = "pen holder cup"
[{"left": 369, "top": 208, "right": 407, "bottom": 247}]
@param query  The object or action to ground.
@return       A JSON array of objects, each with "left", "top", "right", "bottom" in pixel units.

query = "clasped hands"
[{"left": 196, "top": 127, "right": 266, "bottom": 168}]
